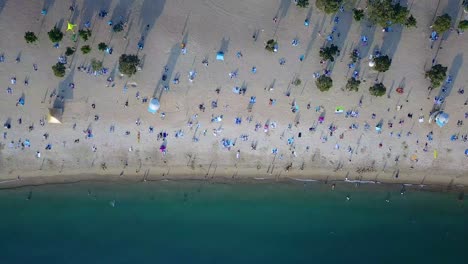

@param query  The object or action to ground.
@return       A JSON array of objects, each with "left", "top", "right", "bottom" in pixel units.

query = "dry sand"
[{"left": 0, "top": 0, "right": 467, "bottom": 188}]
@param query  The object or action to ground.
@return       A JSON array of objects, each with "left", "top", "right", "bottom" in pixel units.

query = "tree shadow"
[
  {"left": 111, "top": 0, "right": 134, "bottom": 23},
  {"left": 275, "top": 0, "right": 291, "bottom": 19},
  {"left": 304, "top": 15, "right": 327, "bottom": 61},
  {"left": 42, "top": 0, "right": 55, "bottom": 11},
  {"left": 138, "top": 0, "right": 166, "bottom": 34},
  {"left": 437, "top": 53, "right": 463, "bottom": 98},
  {"left": 359, "top": 21, "right": 377, "bottom": 58},
  {"left": 80, "top": 0, "right": 112, "bottom": 25},
  {"left": 381, "top": 24, "right": 403, "bottom": 59},
  {"left": 153, "top": 37, "right": 185, "bottom": 99},
  {"left": 441, "top": 0, "right": 461, "bottom": 40},
  {"left": 332, "top": 7, "right": 353, "bottom": 62},
  {"left": 218, "top": 37, "right": 230, "bottom": 54},
  {"left": 0, "top": 0, "right": 7, "bottom": 16},
  {"left": 53, "top": 68, "right": 76, "bottom": 109}
]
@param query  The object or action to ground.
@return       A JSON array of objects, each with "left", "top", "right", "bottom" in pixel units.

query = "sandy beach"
[{"left": 0, "top": 0, "right": 467, "bottom": 189}]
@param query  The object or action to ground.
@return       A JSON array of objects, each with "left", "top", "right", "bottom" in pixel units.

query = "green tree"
[
  {"left": 350, "top": 49, "right": 360, "bottom": 63},
  {"left": 292, "top": 78, "right": 302, "bottom": 86},
  {"left": 81, "top": 45, "right": 91, "bottom": 54},
  {"left": 297, "top": 0, "right": 309, "bottom": 8},
  {"left": 113, "top": 21, "right": 124, "bottom": 32},
  {"left": 52, "top": 62, "right": 66, "bottom": 77},
  {"left": 353, "top": 8, "right": 365, "bottom": 21},
  {"left": 316, "top": 0, "right": 342, "bottom": 14},
  {"left": 425, "top": 64, "right": 447, "bottom": 88},
  {"left": 98, "top": 42, "right": 108, "bottom": 51},
  {"left": 405, "top": 14, "right": 417, "bottom": 28},
  {"left": 374, "top": 55, "right": 392, "bottom": 72},
  {"left": 316, "top": 75, "right": 333, "bottom": 92},
  {"left": 367, "top": 0, "right": 409, "bottom": 27},
  {"left": 432, "top": 14, "right": 452, "bottom": 34},
  {"left": 369, "top": 83, "right": 386, "bottom": 97},
  {"left": 78, "top": 29, "right": 92, "bottom": 41},
  {"left": 319, "top": 44, "right": 340, "bottom": 62},
  {"left": 24, "top": 31, "right": 38, "bottom": 43},
  {"left": 265, "top": 39, "right": 277, "bottom": 52},
  {"left": 119, "top": 54, "right": 140, "bottom": 76},
  {"left": 65, "top": 47, "right": 75, "bottom": 56},
  {"left": 48, "top": 26, "right": 63, "bottom": 43},
  {"left": 91, "top": 59, "right": 103, "bottom": 71},
  {"left": 458, "top": 20, "right": 468, "bottom": 30},
  {"left": 346, "top": 77, "right": 361, "bottom": 92}
]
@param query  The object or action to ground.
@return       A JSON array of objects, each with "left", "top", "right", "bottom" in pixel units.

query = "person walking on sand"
[{"left": 236, "top": 150, "right": 240, "bottom": 159}]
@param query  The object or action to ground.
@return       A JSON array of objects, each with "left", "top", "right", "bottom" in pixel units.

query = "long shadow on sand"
[
  {"left": 304, "top": 14, "right": 327, "bottom": 61},
  {"left": 275, "top": 0, "right": 291, "bottom": 19},
  {"left": 152, "top": 36, "right": 185, "bottom": 99},
  {"left": 111, "top": 0, "right": 134, "bottom": 23},
  {"left": 80, "top": 0, "right": 112, "bottom": 26},
  {"left": 437, "top": 53, "right": 463, "bottom": 98},
  {"left": 380, "top": 0, "right": 408, "bottom": 59},
  {"left": 138, "top": 0, "right": 165, "bottom": 34},
  {"left": 0, "top": 0, "right": 7, "bottom": 16},
  {"left": 441, "top": 0, "right": 461, "bottom": 40},
  {"left": 53, "top": 68, "right": 76, "bottom": 109}
]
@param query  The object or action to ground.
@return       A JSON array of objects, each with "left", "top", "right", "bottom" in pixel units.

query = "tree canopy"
[
  {"left": 119, "top": 54, "right": 140, "bottom": 76},
  {"left": 81, "top": 45, "right": 91, "bottom": 54},
  {"left": 374, "top": 55, "right": 392, "bottom": 72},
  {"left": 98, "top": 42, "right": 108, "bottom": 51},
  {"left": 65, "top": 47, "right": 75, "bottom": 56},
  {"left": 425, "top": 64, "right": 447, "bottom": 88},
  {"left": 353, "top": 9, "right": 365, "bottom": 21},
  {"left": 367, "top": 0, "right": 410, "bottom": 27},
  {"left": 316, "top": 75, "right": 333, "bottom": 92},
  {"left": 458, "top": 20, "right": 468, "bottom": 30},
  {"left": 52, "top": 62, "right": 66, "bottom": 77},
  {"left": 316, "top": 0, "right": 342, "bottom": 14},
  {"left": 24, "top": 31, "right": 38, "bottom": 43},
  {"left": 78, "top": 29, "right": 92, "bottom": 41},
  {"left": 405, "top": 14, "right": 417, "bottom": 28},
  {"left": 48, "top": 26, "right": 63, "bottom": 43},
  {"left": 265, "top": 39, "right": 277, "bottom": 52},
  {"left": 346, "top": 77, "right": 361, "bottom": 92},
  {"left": 369, "top": 83, "right": 386, "bottom": 97},
  {"left": 319, "top": 44, "right": 340, "bottom": 62},
  {"left": 91, "top": 59, "right": 103, "bottom": 71},
  {"left": 432, "top": 14, "right": 452, "bottom": 34},
  {"left": 296, "top": 0, "right": 309, "bottom": 8}
]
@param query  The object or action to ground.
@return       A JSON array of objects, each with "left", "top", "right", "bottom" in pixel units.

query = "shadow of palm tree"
[
  {"left": 153, "top": 37, "right": 185, "bottom": 99},
  {"left": 437, "top": 53, "right": 463, "bottom": 98},
  {"left": 139, "top": 0, "right": 166, "bottom": 34},
  {"left": 53, "top": 67, "right": 76, "bottom": 109}
]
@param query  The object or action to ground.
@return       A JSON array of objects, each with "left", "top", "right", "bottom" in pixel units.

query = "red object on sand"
[{"left": 396, "top": 87, "right": 404, "bottom": 94}]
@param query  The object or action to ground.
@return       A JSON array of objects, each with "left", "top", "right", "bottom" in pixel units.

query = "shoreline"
[
  {"left": 0, "top": 0, "right": 467, "bottom": 193},
  {"left": 0, "top": 164, "right": 466, "bottom": 192}
]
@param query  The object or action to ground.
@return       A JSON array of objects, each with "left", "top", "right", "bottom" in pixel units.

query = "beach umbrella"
[
  {"left": 147, "top": 98, "right": 160, "bottom": 114},
  {"left": 216, "top": 52, "right": 224, "bottom": 61},
  {"left": 465, "top": 149, "right": 468, "bottom": 156},
  {"left": 435, "top": 112, "right": 449, "bottom": 127},
  {"left": 67, "top": 21, "right": 77, "bottom": 32},
  {"left": 47, "top": 108, "right": 63, "bottom": 124},
  {"left": 369, "top": 61, "right": 375, "bottom": 67}
]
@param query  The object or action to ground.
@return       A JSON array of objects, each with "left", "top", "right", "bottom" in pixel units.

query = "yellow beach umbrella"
[{"left": 67, "top": 21, "right": 77, "bottom": 32}]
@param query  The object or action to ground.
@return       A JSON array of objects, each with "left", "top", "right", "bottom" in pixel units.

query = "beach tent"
[
  {"left": 216, "top": 52, "right": 224, "bottom": 61},
  {"left": 47, "top": 108, "right": 63, "bottom": 124},
  {"left": 335, "top": 106, "right": 344, "bottom": 113},
  {"left": 429, "top": 111, "right": 449, "bottom": 127},
  {"left": 67, "top": 21, "right": 77, "bottom": 32},
  {"left": 147, "top": 98, "right": 160, "bottom": 114}
]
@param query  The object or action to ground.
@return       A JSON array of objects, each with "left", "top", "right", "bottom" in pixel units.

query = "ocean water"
[{"left": 0, "top": 180, "right": 467, "bottom": 263}]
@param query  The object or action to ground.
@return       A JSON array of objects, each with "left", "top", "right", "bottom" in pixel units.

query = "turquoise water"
[{"left": 0, "top": 180, "right": 467, "bottom": 263}]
